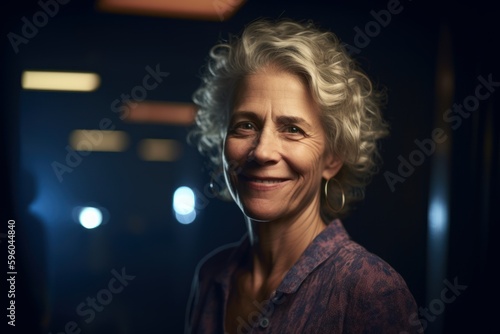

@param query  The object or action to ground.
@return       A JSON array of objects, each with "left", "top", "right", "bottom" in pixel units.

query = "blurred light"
[
  {"left": 22, "top": 71, "right": 100, "bottom": 92},
  {"left": 175, "top": 210, "right": 196, "bottom": 225},
  {"left": 173, "top": 186, "right": 195, "bottom": 214},
  {"left": 173, "top": 186, "right": 196, "bottom": 224},
  {"left": 79, "top": 207, "right": 103, "bottom": 229},
  {"left": 138, "top": 139, "right": 181, "bottom": 161},
  {"left": 69, "top": 130, "right": 129, "bottom": 152},
  {"left": 123, "top": 101, "right": 196, "bottom": 126},
  {"left": 428, "top": 195, "right": 448, "bottom": 236},
  {"left": 97, "top": 0, "right": 246, "bottom": 21}
]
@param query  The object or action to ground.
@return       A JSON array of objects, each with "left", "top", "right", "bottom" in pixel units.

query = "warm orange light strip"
[
  {"left": 123, "top": 101, "right": 197, "bottom": 126},
  {"left": 69, "top": 130, "right": 129, "bottom": 152},
  {"left": 137, "top": 139, "right": 182, "bottom": 162},
  {"left": 97, "top": 0, "right": 246, "bottom": 21},
  {"left": 22, "top": 71, "right": 100, "bottom": 92}
]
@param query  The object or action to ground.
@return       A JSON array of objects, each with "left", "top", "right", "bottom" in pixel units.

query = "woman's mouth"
[
  {"left": 249, "top": 179, "right": 285, "bottom": 184},
  {"left": 238, "top": 174, "right": 290, "bottom": 190}
]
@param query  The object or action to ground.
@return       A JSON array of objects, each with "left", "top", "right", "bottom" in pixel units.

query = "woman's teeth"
[{"left": 252, "top": 179, "right": 282, "bottom": 184}]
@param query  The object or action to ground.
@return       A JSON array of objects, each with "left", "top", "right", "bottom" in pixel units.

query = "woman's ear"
[{"left": 322, "top": 153, "right": 343, "bottom": 180}]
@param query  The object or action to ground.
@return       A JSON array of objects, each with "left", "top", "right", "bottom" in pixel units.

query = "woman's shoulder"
[
  {"left": 324, "top": 240, "right": 422, "bottom": 332},
  {"left": 195, "top": 238, "right": 245, "bottom": 281},
  {"left": 327, "top": 238, "right": 411, "bottom": 291}
]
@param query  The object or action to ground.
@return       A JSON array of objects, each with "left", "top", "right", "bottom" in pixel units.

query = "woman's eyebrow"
[
  {"left": 231, "top": 111, "right": 258, "bottom": 120},
  {"left": 275, "top": 115, "right": 311, "bottom": 129},
  {"left": 230, "top": 112, "right": 312, "bottom": 129},
  {"left": 228, "top": 111, "right": 260, "bottom": 125}
]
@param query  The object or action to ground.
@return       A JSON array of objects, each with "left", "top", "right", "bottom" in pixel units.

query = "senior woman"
[{"left": 185, "top": 19, "right": 422, "bottom": 334}]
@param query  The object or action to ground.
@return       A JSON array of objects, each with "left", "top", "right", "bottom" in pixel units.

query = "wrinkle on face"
[{"left": 224, "top": 66, "right": 340, "bottom": 223}]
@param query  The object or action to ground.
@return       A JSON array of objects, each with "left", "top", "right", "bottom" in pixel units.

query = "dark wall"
[{"left": 444, "top": 3, "right": 499, "bottom": 333}]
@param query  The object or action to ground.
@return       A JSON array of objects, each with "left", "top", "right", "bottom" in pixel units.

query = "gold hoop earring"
[{"left": 324, "top": 177, "right": 345, "bottom": 213}]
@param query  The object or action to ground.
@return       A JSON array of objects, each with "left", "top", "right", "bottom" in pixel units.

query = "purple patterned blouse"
[{"left": 185, "top": 219, "right": 422, "bottom": 333}]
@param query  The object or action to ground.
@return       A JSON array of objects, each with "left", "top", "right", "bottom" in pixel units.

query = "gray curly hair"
[{"left": 188, "top": 18, "right": 389, "bottom": 218}]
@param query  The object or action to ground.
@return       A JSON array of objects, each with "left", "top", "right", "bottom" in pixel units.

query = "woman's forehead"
[{"left": 232, "top": 71, "right": 318, "bottom": 115}]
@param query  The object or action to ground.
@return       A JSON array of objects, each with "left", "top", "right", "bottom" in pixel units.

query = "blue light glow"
[
  {"left": 79, "top": 207, "right": 103, "bottom": 229},
  {"left": 428, "top": 196, "right": 448, "bottom": 237},
  {"left": 175, "top": 210, "right": 196, "bottom": 225},
  {"left": 173, "top": 186, "right": 196, "bottom": 224}
]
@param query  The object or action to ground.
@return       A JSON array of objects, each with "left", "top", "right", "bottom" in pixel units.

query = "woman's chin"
[
  {"left": 239, "top": 206, "right": 280, "bottom": 222},
  {"left": 235, "top": 196, "right": 291, "bottom": 222}
]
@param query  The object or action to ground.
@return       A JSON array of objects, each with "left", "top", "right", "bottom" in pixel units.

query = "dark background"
[{"left": 1, "top": 0, "right": 498, "bottom": 333}]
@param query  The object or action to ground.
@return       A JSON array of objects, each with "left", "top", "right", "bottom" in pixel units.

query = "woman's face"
[{"left": 223, "top": 67, "right": 342, "bottom": 222}]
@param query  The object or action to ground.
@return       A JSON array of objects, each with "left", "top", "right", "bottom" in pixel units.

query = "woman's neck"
[{"left": 243, "top": 204, "right": 327, "bottom": 292}]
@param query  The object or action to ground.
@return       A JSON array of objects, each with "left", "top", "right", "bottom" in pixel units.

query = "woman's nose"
[{"left": 248, "top": 128, "right": 280, "bottom": 165}]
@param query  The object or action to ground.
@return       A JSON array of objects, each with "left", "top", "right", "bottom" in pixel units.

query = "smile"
[
  {"left": 250, "top": 179, "right": 285, "bottom": 184},
  {"left": 238, "top": 174, "right": 290, "bottom": 191},
  {"left": 240, "top": 174, "right": 288, "bottom": 183}
]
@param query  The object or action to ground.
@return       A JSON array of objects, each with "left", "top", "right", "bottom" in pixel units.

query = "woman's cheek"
[
  {"left": 283, "top": 145, "right": 321, "bottom": 173},
  {"left": 223, "top": 139, "right": 246, "bottom": 184},
  {"left": 223, "top": 140, "right": 237, "bottom": 164},
  {"left": 225, "top": 138, "right": 250, "bottom": 162}
]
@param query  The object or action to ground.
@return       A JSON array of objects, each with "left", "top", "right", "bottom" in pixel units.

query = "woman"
[{"left": 185, "top": 18, "right": 422, "bottom": 334}]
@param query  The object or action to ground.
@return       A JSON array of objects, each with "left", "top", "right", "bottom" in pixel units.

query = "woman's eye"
[
  {"left": 230, "top": 122, "right": 256, "bottom": 134},
  {"left": 240, "top": 122, "right": 254, "bottom": 130},
  {"left": 284, "top": 125, "right": 304, "bottom": 135}
]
